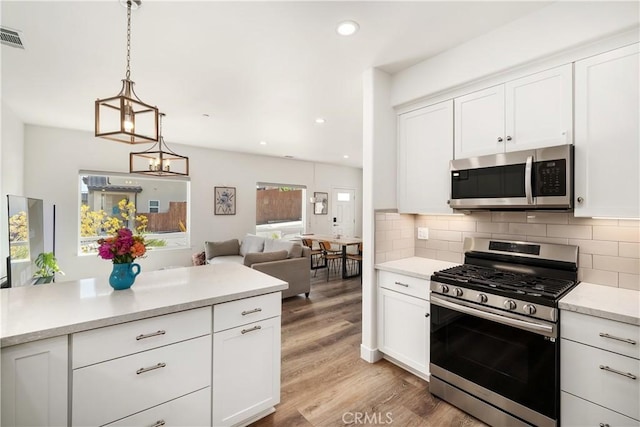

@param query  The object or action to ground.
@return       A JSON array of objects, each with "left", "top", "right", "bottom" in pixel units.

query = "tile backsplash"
[{"left": 375, "top": 211, "right": 640, "bottom": 291}]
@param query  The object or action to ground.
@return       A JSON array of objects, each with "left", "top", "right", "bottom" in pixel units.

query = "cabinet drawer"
[
  {"left": 72, "top": 335, "right": 211, "bottom": 427},
  {"left": 378, "top": 270, "right": 429, "bottom": 300},
  {"left": 104, "top": 387, "right": 211, "bottom": 427},
  {"left": 561, "top": 310, "right": 640, "bottom": 359},
  {"left": 214, "top": 292, "right": 281, "bottom": 333},
  {"left": 561, "top": 339, "right": 639, "bottom": 420},
  {"left": 561, "top": 391, "right": 639, "bottom": 427},
  {"left": 72, "top": 307, "right": 211, "bottom": 368}
]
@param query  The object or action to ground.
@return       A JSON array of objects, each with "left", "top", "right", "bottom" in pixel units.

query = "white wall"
[
  {"left": 1, "top": 101, "right": 25, "bottom": 279},
  {"left": 391, "top": 1, "right": 640, "bottom": 106},
  {"left": 23, "top": 124, "right": 362, "bottom": 281}
]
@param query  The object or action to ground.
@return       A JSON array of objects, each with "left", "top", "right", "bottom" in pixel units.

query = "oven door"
[{"left": 430, "top": 294, "right": 559, "bottom": 424}]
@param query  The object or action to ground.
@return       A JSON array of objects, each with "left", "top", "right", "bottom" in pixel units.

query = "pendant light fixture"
[
  {"left": 95, "top": 0, "right": 159, "bottom": 144},
  {"left": 129, "top": 113, "right": 189, "bottom": 176}
]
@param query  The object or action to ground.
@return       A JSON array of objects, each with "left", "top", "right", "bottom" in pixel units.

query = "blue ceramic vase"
[{"left": 109, "top": 262, "right": 141, "bottom": 290}]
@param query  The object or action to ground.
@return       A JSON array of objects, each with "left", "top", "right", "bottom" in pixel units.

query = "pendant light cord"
[{"left": 126, "top": 0, "right": 132, "bottom": 80}]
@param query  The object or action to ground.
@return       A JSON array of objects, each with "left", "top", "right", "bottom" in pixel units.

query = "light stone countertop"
[
  {"left": 559, "top": 282, "right": 640, "bottom": 326},
  {"left": 1, "top": 263, "right": 287, "bottom": 348},
  {"left": 375, "top": 257, "right": 459, "bottom": 280}
]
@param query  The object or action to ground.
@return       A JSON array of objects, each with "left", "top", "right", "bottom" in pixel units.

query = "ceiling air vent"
[{"left": 1, "top": 27, "right": 25, "bottom": 49}]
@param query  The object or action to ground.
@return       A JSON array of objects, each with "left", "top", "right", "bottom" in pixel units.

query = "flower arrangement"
[{"left": 97, "top": 228, "right": 147, "bottom": 264}]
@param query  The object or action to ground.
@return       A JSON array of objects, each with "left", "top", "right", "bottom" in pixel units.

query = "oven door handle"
[{"left": 431, "top": 295, "right": 555, "bottom": 337}]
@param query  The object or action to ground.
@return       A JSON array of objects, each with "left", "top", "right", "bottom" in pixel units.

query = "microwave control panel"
[{"left": 534, "top": 159, "right": 566, "bottom": 196}]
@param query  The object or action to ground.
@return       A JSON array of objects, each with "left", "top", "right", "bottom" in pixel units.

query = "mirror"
[{"left": 5, "top": 195, "right": 51, "bottom": 287}]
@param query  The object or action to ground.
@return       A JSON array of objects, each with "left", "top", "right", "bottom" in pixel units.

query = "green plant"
[{"left": 34, "top": 252, "right": 64, "bottom": 278}]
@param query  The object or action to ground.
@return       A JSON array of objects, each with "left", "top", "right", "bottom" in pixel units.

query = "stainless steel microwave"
[{"left": 449, "top": 144, "right": 573, "bottom": 210}]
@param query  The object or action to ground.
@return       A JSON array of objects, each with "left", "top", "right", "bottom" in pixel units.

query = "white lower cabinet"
[
  {"left": 1, "top": 336, "right": 68, "bottom": 427},
  {"left": 561, "top": 310, "right": 640, "bottom": 426},
  {"left": 377, "top": 271, "right": 430, "bottom": 378},
  {"left": 104, "top": 387, "right": 211, "bottom": 427},
  {"left": 212, "top": 295, "right": 281, "bottom": 427}
]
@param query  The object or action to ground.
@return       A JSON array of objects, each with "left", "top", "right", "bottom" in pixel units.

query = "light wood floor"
[{"left": 251, "top": 272, "right": 487, "bottom": 427}]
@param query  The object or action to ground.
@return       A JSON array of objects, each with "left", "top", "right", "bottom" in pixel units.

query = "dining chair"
[
  {"left": 346, "top": 242, "right": 363, "bottom": 280},
  {"left": 302, "top": 238, "right": 325, "bottom": 275},
  {"left": 319, "top": 241, "right": 342, "bottom": 281}
]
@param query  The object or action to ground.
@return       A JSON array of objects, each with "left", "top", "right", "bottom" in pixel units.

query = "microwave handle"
[{"left": 525, "top": 155, "right": 533, "bottom": 205}]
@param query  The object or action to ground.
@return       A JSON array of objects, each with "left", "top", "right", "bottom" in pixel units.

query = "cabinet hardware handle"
[
  {"left": 241, "top": 325, "right": 262, "bottom": 334},
  {"left": 136, "top": 362, "right": 167, "bottom": 375},
  {"left": 497, "top": 137, "right": 503, "bottom": 143},
  {"left": 599, "top": 423, "right": 610, "bottom": 427},
  {"left": 394, "top": 281, "right": 409, "bottom": 287},
  {"left": 425, "top": 313, "right": 430, "bottom": 318},
  {"left": 599, "top": 333, "right": 636, "bottom": 345},
  {"left": 599, "top": 365, "right": 637, "bottom": 380},
  {"left": 136, "top": 330, "right": 166, "bottom": 341},
  {"left": 241, "top": 308, "right": 262, "bottom": 316},
  {"left": 577, "top": 197, "right": 584, "bottom": 203},
  {"left": 506, "top": 135, "right": 512, "bottom": 141},
  {"left": 151, "top": 421, "right": 166, "bottom": 427}
]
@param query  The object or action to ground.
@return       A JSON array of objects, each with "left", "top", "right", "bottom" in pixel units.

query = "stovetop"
[{"left": 432, "top": 264, "right": 577, "bottom": 301}]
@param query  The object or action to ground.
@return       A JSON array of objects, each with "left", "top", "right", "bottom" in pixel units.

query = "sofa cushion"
[
  {"left": 263, "top": 238, "right": 303, "bottom": 258},
  {"left": 240, "top": 234, "right": 266, "bottom": 256},
  {"left": 243, "top": 250, "right": 288, "bottom": 267},
  {"left": 204, "top": 239, "right": 240, "bottom": 260},
  {"left": 208, "top": 255, "right": 244, "bottom": 265}
]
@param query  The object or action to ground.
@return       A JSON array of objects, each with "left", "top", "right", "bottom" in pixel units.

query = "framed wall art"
[
  {"left": 215, "top": 186, "right": 236, "bottom": 215},
  {"left": 313, "top": 192, "right": 328, "bottom": 215}
]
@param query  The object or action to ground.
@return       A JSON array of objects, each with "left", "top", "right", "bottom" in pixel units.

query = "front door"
[{"left": 331, "top": 188, "right": 355, "bottom": 237}]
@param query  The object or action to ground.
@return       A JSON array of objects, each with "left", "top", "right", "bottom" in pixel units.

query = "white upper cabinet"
[
  {"left": 454, "top": 64, "right": 573, "bottom": 158},
  {"left": 574, "top": 43, "right": 640, "bottom": 218},
  {"left": 397, "top": 100, "right": 453, "bottom": 214},
  {"left": 454, "top": 85, "right": 505, "bottom": 158}
]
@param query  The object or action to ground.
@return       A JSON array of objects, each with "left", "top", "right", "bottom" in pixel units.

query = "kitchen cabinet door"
[
  {"left": 574, "top": 43, "right": 640, "bottom": 218},
  {"left": 505, "top": 64, "right": 572, "bottom": 152},
  {"left": 397, "top": 100, "right": 453, "bottom": 214},
  {"left": 1, "top": 336, "right": 68, "bottom": 427},
  {"left": 378, "top": 287, "right": 430, "bottom": 378},
  {"left": 454, "top": 85, "right": 505, "bottom": 158}
]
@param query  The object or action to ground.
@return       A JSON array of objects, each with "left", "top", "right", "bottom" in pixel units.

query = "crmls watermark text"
[{"left": 342, "top": 411, "right": 393, "bottom": 425}]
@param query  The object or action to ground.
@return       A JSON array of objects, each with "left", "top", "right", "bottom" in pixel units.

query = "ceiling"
[{"left": 1, "top": 1, "right": 550, "bottom": 168}]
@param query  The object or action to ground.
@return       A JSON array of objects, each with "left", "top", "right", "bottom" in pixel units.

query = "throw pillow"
[
  {"left": 191, "top": 251, "right": 206, "bottom": 266},
  {"left": 239, "top": 234, "right": 266, "bottom": 257},
  {"left": 263, "top": 238, "right": 303, "bottom": 258},
  {"left": 243, "top": 250, "right": 288, "bottom": 267},
  {"left": 204, "top": 239, "right": 240, "bottom": 260}
]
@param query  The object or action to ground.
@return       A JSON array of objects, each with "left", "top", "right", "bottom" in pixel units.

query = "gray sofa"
[{"left": 204, "top": 235, "right": 311, "bottom": 299}]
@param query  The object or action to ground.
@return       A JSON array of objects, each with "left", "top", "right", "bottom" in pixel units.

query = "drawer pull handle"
[
  {"left": 151, "top": 421, "right": 166, "bottom": 427},
  {"left": 136, "top": 362, "right": 167, "bottom": 375},
  {"left": 136, "top": 330, "right": 166, "bottom": 341},
  {"left": 599, "top": 424, "right": 610, "bottom": 427},
  {"left": 599, "top": 365, "right": 637, "bottom": 380},
  {"left": 241, "top": 308, "right": 263, "bottom": 316},
  {"left": 599, "top": 333, "right": 637, "bottom": 345},
  {"left": 241, "top": 325, "right": 262, "bottom": 334},
  {"left": 394, "top": 281, "right": 409, "bottom": 287}
]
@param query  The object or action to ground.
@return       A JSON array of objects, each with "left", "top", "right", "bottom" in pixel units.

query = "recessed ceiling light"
[
  {"left": 315, "top": 118, "right": 325, "bottom": 124},
  {"left": 336, "top": 20, "right": 359, "bottom": 36},
  {"left": 259, "top": 141, "right": 267, "bottom": 145},
  {"left": 343, "top": 155, "right": 349, "bottom": 159}
]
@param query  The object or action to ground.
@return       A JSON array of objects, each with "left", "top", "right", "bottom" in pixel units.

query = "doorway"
[{"left": 331, "top": 188, "right": 356, "bottom": 237}]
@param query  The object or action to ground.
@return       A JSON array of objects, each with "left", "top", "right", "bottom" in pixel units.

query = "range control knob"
[
  {"left": 504, "top": 300, "right": 517, "bottom": 311},
  {"left": 440, "top": 284, "right": 449, "bottom": 294},
  {"left": 523, "top": 304, "right": 537, "bottom": 315},
  {"left": 477, "top": 293, "right": 488, "bottom": 304},
  {"left": 454, "top": 288, "right": 463, "bottom": 297}
]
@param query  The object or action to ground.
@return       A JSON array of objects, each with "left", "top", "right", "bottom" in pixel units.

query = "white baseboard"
[{"left": 360, "top": 344, "right": 382, "bottom": 363}]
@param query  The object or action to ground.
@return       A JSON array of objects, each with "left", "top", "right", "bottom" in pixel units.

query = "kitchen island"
[{"left": 1, "top": 263, "right": 288, "bottom": 427}]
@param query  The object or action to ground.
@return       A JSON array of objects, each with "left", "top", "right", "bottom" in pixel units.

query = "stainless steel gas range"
[{"left": 429, "top": 237, "right": 579, "bottom": 427}]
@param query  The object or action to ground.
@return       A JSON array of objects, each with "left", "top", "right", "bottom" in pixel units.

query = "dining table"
[{"left": 302, "top": 234, "right": 363, "bottom": 279}]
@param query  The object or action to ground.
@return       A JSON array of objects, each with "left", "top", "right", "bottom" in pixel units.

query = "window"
[
  {"left": 256, "top": 183, "right": 305, "bottom": 239},
  {"left": 79, "top": 172, "right": 190, "bottom": 255},
  {"left": 149, "top": 200, "right": 160, "bottom": 213}
]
